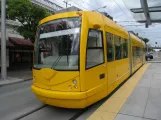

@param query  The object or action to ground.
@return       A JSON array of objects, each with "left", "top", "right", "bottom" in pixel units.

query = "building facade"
[
  {"left": 0, "top": 19, "right": 33, "bottom": 68},
  {"left": 0, "top": 19, "right": 23, "bottom": 68},
  {"left": 0, "top": 0, "right": 63, "bottom": 69},
  {"left": 31, "top": 0, "right": 63, "bottom": 13}
]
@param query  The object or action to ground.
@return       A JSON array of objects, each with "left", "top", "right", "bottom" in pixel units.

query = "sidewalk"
[
  {"left": 86, "top": 62, "right": 161, "bottom": 120},
  {"left": 115, "top": 63, "right": 161, "bottom": 120},
  {"left": 0, "top": 69, "right": 32, "bottom": 86}
]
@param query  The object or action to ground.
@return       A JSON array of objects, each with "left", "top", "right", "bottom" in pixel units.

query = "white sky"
[{"left": 50, "top": 0, "right": 161, "bottom": 47}]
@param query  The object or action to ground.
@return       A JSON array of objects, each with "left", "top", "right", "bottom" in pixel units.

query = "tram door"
[
  {"left": 84, "top": 29, "right": 107, "bottom": 92},
  {"left": 132, "top": 46, "right": 136, "bottom": 67}
]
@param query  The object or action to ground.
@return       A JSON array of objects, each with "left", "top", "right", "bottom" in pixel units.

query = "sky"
[{"left": 50, "top": 0, "right": 161, "bottom": 47}]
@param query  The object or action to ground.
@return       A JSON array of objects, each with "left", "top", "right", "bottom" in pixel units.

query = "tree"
[
  {"left": 141, "top": 38, "right": 150, "bottom": 52},
  {"left": 142, "top": 38, "right": 149, "bottom": 44},
  {"left": 7, "top": 0, "right": 51, "bottom": 43}
]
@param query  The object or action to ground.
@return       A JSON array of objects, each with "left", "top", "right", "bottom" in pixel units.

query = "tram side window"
[
  {"left": 136, "top": 47, "right": 140, "bottom": 58},
  {"left": 122, "top": 38, "right": 128, "bottom": 58},
  {"left": 114, "top": 35, "right": 122, "bottom": 60},
  {"left": 106, "top": 32, "right": 114, "bottom": 62},
  {"left": 86, "top": 29, "right": 104, "bottom": 69}
]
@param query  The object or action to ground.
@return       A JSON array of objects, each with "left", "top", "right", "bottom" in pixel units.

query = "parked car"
[{"left": 145, "top": 52, "right": 153, "bottom": 61}]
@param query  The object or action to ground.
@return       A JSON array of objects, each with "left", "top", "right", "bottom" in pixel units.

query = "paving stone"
[
  {"left": 142, "top": 118, "right": 154, "bottom": 120},
  {"left": 115, "top": 114, "right": 143, "bottom": 120},
  {"left": 148, "top": 88, "right": 161, "bottom": 99},
  {"left": 128, "top": 86, "right": 149, "bottom": 102},
  {"left": 120, "top": 87, "right": 149, "bottom": 117},
  {"left": 151, "top": 80, "right": 161, "bottom": 89},
  {"left": 138, "top": 78, "right": 152, "bottom": 87},
  {"left": 144, "top": 99, "right": 161, "bottom": 120},
  {"left": 144, "top": 88, "right": 161, "bottom": 120},
  {"left": 141, "top": 73, "right": 153, "bottom": 80},
  {"left": 153, "top": 73, "right": 161, "bottom": 80}
]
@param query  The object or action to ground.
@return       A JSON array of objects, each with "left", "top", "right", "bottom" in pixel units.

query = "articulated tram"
[{"left": 31, "top": 11, "right": 145, "bottom": 108}]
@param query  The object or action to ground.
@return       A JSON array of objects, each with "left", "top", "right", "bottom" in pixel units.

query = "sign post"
[{"left": 1, "top": 0, "right": 7, "bottom": 80}]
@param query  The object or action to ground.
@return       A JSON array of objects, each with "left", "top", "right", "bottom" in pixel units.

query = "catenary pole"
[
  {"left": 1, "top": 0, "right": 7, "bottom": 80},
  {"left": 63, "top": 1, "right": 71, "bottom": 8}
]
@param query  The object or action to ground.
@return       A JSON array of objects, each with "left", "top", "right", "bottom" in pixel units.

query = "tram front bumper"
[
  {"left": 31, "top": 84, "right": 106, "bottom": 108},
  {"left": 31, "top": 85, "right": 88, "bottom": 108}
]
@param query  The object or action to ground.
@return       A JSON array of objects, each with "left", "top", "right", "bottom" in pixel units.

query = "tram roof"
[{"left": 39, "top": 11, "right": 144, "bottom": 45}]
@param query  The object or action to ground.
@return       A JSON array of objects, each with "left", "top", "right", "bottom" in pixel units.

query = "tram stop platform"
[
  {"left": 86, "top": 62, "right": 161, "bottom": 120},
  {"left": 77, "top": 57, "right": 161, "bottom": 120}
]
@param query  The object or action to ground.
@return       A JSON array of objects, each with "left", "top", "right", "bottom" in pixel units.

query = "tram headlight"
[{"left": 73, "top": 80, "right": 77, "bottom": 84}]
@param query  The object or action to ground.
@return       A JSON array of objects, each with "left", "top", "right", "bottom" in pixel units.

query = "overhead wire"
[
  {"left": 68, "top": 0, "right": 90, "bottom": 10},
  {"left": 82, "top": 0, "right": 96, "bottom": 10},
  {"left": 52, "top": 0, "right": 66, "bottom": 8},
  {"left": 117, "top": 21, "right": 137, "bottom": 23},
  {"left": 112, "top": 0, "right": 129, "bottom": 17},
  {"left": 121, "top": 0, "right": 135, "bottom": 20}
]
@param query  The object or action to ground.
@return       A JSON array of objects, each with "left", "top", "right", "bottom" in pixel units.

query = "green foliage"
[
  {"left": 142, "top": 38, "right": 149, "bottom": 44},
  {"left": 148, "top": 47, "right": 153, "bottom": 52},
  {"left": 7, "top": 0, "right": 51, "bottom": 42}
]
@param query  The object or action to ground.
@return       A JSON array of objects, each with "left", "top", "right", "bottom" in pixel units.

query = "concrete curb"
[{"left": 0, "top": 78, "right": 32, "bottom": 87}]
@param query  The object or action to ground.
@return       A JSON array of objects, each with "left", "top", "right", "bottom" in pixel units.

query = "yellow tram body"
[{"left": 31, "top": 11, "right": 145, "bottom": 108}]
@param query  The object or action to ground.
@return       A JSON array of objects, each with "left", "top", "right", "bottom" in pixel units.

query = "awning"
[
  {"left": 9, "top": 37, "right": 33, "bottom": 49},
  {"left": 0, "top": 39, "right": 15, "bottom": 47}
]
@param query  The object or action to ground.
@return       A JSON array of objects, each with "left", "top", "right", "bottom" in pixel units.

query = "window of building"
[
  {"left": 114, "top": 35, "right": 122, "bottom": 60},
  {"left": 86, "top": 29, "right": 104, "bottom": 69},
  {"left": 106, "top": 32, "right": 114, "bottom": 62},
  {"left": 122, "top": 38, "right": 128, "bottom": 58}
]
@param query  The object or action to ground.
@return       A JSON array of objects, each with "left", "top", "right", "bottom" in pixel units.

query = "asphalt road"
[
  {"left": 153, "top": 51, "right": 161, "bottom": 61},
  {"left": 148, "top": 51, "right": 161, "bottom": 62},
  {"left": 0, "top": 81, "right": 86, "bottom": 120},
  {"left": 0, "top": 81, "right": 43, "bottom": 120}
]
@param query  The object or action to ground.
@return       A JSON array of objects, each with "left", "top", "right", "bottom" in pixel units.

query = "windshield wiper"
[{"left": 51, "top": 56, "right": 62, "bottom": 69}]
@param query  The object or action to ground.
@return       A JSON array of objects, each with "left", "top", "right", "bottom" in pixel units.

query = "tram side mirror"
[{"left": 93, "top": 23, "right": 101, "bottom": 29}]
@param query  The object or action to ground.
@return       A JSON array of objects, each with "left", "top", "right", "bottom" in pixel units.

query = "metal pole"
[
  {"left": 146, "top": 44, "right": 148, "bottom": 52},
  {"left": 128, "top": 32, "right": 132, "bottom": 75},
  {"left": 1, "top": 0, "right": 7, "bottom": 80},
  {"left": 63, "top": 1, "right": 71, "bottom": 8}
]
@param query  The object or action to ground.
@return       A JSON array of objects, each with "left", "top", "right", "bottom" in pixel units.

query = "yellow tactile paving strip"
[{"left": 87, "top": 63, "right": 151, "bottom": 120}]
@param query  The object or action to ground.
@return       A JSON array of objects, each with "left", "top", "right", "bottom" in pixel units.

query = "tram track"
[
  {"left": 13, "top": 103, "right": 88, "bottom": 120},
  {"left": 69, "top": 107, "right": 89, "bottom": 120},
  {"left": 13, "top": 105, "right": 47, "bottom": 120}
]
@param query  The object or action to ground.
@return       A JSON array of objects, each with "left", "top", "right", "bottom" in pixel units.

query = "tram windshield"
[{"left": 34, "top": 17, "right": 81, "bottom": 70}]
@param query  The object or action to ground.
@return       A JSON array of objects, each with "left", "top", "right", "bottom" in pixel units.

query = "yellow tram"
[{"left": 31, "top": 11, "right": 145, "bottom": 108}]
